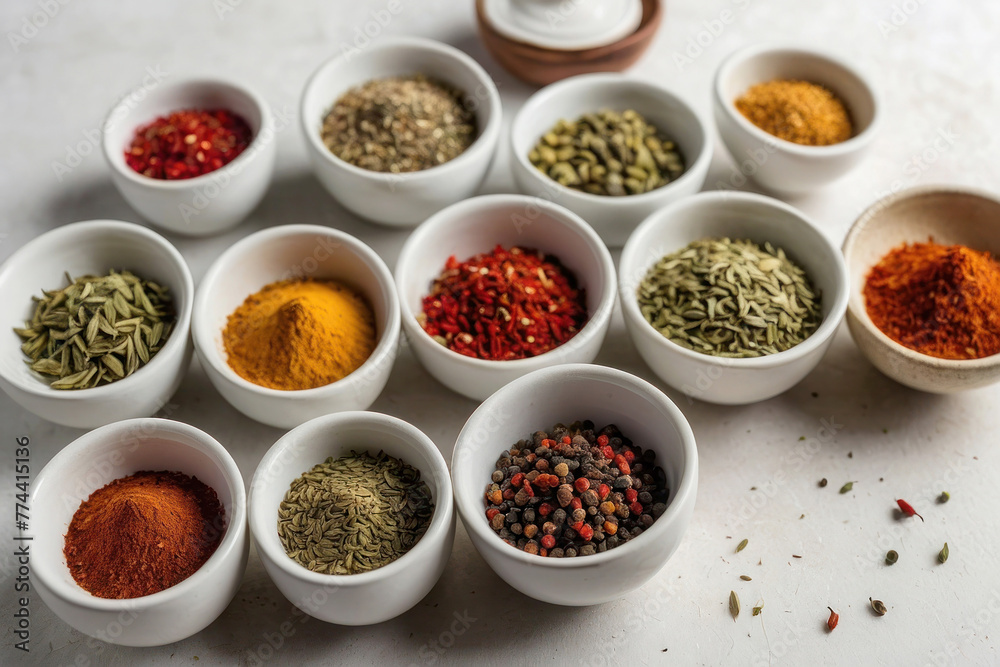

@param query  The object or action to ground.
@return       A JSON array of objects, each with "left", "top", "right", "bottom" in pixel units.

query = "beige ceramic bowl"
[{"left": 843, "top": 186, "right": 1000, "bottom": 393}]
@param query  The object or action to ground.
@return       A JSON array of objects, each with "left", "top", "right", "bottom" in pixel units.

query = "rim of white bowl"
[
  {"left": 843, "top": 184, "right": 1000, "bottom": 368},
  {"left": 31, "top": 418, "right": 247, "bottom": 610},
  {"left": 395, "top": 194, "right": 617, "bottom": 370},
  {"left": 192, "top": 224, "right": 401, "bottom": 397},
  {"left": 510, "top": 73, "right": 713, "bottom": 205},
  {"left": 714, "top": 43, "right": 882, "bottom": 157},
  {"left": 0, "top": 220, "right": 194, "bottom": 398},
  {"left": 300, "top": 36, "right": 503, "bottom": 183},
  {"left": 248, "top": 411, "right": 453, "bottom": 587},
  {"left": 452, "top": 363, "right": 698, "bottom": 568},
  {"left": 619, "top": 191, "right": 850, "bottom": 369},
  {"left": 102, "top": 77, "right": 274, "bottom": 190}
]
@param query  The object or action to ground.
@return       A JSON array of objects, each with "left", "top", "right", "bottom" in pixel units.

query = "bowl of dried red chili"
[
  {"left": 300, "top": 36, "right": 502, "bottom": 227},
  {"left": 30, "top": 418, "right": 248, "bottom": 646},
  {"left": 451, "top": 363, "right": 698, "bottom": 606},
  {"left": 843, "top": 186, "right": 1000, "bottom": 392},
  {"left": 395, "top": 194, "right": 617, "bottom": 400},
  {"left": 102, "top": 78, "right": 276, "bottom": 236}
]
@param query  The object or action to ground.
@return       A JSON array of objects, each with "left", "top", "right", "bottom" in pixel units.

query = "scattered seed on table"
[
  {"left": 736, "top": 538, "right": 748, "bottom": 553},
  {"left": 885, "top": 550, "right": 898, "bottom": 565},
  {"left": 839, "top": 481, "right": 854, "bottom": 494}
]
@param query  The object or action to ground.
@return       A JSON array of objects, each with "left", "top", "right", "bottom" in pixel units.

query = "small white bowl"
[
  {"left": 510, "top": 73, "right": 712, "bottom": 247},
  {"left": 0, "top": 220, "right": 194, "bottom": 428},
  {"left": 452, "top": 363, "right": 698, "bottom": 606},
  {"left": 619, "top": 191, "right": 849, "bottom": 405},
  {"left": 30, "top": 418, "right": 248, "bottom": 647},
  {"left": 713, "top": 43, "right": 880, "bottom": 194},
  {"left": 103, "top": 78, "right": 276, "bottom": 236},
  {"left": 192, "top": 224, "right": 400, "bottom": 429},
  {"left": 248, "top": 411, "right": 455, "bottom": 625},
  {"left": 843, "top": 186, "right": 1000, "bottom": 392},
  {"left": 301, "top": 36, "right": 502, "bottom": 227},
  {"left": 395, "top": 194, "right": 616, "bottom": 401}
]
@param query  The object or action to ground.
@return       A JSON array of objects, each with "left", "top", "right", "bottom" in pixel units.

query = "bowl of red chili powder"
[
  {"left": 844, "top": 186, "right": 1000, "bottom": 392},
  {"left": 30, "top": 418, "right": 248, "bottom": 646},
  {"left": 102, "top": 78, "right": 276, "bottom": 237}
]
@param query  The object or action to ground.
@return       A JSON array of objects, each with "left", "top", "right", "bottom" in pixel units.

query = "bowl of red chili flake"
[
  {"left": 844, "top": 186, "right": 1000, "bottom": 393},
  {"left": 396, "top": 194, "right": 616, "bottom": 400},
  {"left": 102, "top": 79, "right": 276, "bottom": 237}
]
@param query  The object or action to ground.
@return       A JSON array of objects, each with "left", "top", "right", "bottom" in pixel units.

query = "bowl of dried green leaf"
[{"left": 0, "top": 220, "right": 194, "bottom": 427}]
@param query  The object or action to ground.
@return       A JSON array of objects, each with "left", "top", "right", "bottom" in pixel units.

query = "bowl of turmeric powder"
[
  {"left": 191, "top": 224, "right": 401, "bottom": 428},
  {"left": 843, "top": 186, "right": 1000, "bottom": 393},
  {"left": 713, "top": 43, "right": 881, "bottom": 194}
]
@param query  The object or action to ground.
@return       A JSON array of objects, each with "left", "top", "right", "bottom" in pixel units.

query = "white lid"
[{"left": 483, "top": 0, "right": 644, "bottom": 51}]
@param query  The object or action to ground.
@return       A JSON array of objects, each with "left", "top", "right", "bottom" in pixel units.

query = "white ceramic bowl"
[
  {"left": 30, "top": 418, "right": 248, "bottom": 647},
  {"left": 248, "top": 411, "right": 455, "bottom": 625},
  {"left": 192, "top": 225, "right": 400, "bottom": 429},
  {"left": 103, "top": 78, "right": 276, "bottom": 236},
  {"left": 0, "top": 220, "right": 194, "bottom": 428},
  {"left": 452, "top": 363, "right": 698, "bottom": 606},
  {"left": 713, "top": 43, "right": 880, "bottom": 195},
  {"left": 301, "top": 36, "right": 502, "bottom": 227},
  {"left": 395, "top": 194, "right": 617, "bottom": 401},
  {"left": 510, "top": 73, "right": 712, "bottom": 247},
  {"left": 619, "top": 191, "right": 849, "bottom": 405},
  {"left": 843, "top": 186, "right": 1000, "bottom": 393}
]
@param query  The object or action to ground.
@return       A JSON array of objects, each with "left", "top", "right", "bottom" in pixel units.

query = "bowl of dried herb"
[
  {"left": 0, "top": 220, "right": 194, "bottom": 428},
  {"left": 843, "top": 186, "right": 1000, "bottom": 393},
  {"left": 301, "top": 36, "right": 502, "bottom": 227},
  {"left": 713, "top": 43, "right": 881, "bottom": 194},
  {"left": 248, "top": 410, "right": 455, "bottom": 625},
  {"left": 619, "top": 191, "right": 849, "bottom": 405}
]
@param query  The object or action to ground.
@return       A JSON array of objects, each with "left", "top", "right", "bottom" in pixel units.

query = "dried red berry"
[
  {"left": 629, "top": 501, "right": 644, "bottom": 515},
  {"left": 623, "top": 450, "right": 636, "bottom": 464},
  {"left": 538, "top": 502, "right": 554, "bottom": 517},
  {"left": 541, "top": 534, "right": 556, "bottom": 550},
  {"left": 523, "top": 481, "right": 535, "bottom": 497},
  {"left": 502, "top": 488, "right": 516, "bottom": 501},
  {"left": 570, "top": 497, "right": 583, "bottom": 510},
  {"left": 574, "top": 478, "right": 590, "bottom": 493},
  {"left": 625, "top": 488, "right": 638, "bottom": 503},
  {"left": 597, "top": 434, "right": 609, "bottom": 447},
  {"left": 511, "top": 473, "right": 525, "bottom": 487},
  {"left": 486, "top": 508, "right": 500, "bottom": 520},
  {"left": 578, "top": 524, "right": 594, "bottom": 541},
  {"left": 614, "top": 455, "right": 631, "bottom": 476},
  {"left": 598, "top": 483, "right": 611, "bottom": 500},
  {"left": 600, "top": 445, "right": 614, "bottom": 460}
]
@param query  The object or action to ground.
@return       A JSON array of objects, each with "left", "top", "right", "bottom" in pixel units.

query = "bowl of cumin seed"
[
  {"left": 248, "top": 410, "right": 455, "bottom": 625},
  {"left": 301, "top": 36, "right": 503, "bottom": 227}
]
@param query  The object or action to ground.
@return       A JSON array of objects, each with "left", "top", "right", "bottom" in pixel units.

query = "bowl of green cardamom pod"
[
  {"left": 248, "top": 411, "right": 455, "bottom": 625},
  {"left": 619, "top": 191, "right": 849, "bottom": 404},
  {"left": 0, "top": 220, "right": 194, "bottom": 428},
  {"left": 510, "top": 73, "right": 713, "bottom": 247}
]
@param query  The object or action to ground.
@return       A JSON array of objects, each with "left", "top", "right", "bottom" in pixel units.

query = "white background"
[{"left": 2, "top": 0, "right": 999, "bottom": 665}]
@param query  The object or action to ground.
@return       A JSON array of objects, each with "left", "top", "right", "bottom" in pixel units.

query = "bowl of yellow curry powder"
[{"left": 191, "top": 224, "right": 400, "bottom": 429}]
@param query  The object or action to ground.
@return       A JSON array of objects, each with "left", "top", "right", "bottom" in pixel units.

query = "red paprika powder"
[
  {"left": 419, "top": 245, "right": 588, "bottom": 361},
  {"left": 125, "top": 108, "right": 252, "bottom": 180},
  {"left": 64, "top": 470, "right": 224, "bottom": 599},
  {"left": 864, "top": 240, "right": 1000, "bottom": 360}
]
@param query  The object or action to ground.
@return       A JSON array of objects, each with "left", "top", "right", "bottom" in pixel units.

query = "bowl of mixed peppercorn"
[
  {"left": 102, "top": 78, "right": 276, "bottom": 236},
  {"left": 452, "top": 363, "right": 698, "bottom": 606},
  {"left": 844, "top": 186, "right": 1000, "bottom": 392}
]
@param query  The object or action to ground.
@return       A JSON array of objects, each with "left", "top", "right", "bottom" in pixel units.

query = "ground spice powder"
[
  {"left": 223, "top": 278, "right": 376, "bottom": 390},
  {"left": 735, "top": 79, "right": 852, "bottom": 146},
  {"left": 64, "top": 471, "right": 224, "bottom": 599},
  {"left": 864, "top": 241, "right": 1000, "bottom": 359}
]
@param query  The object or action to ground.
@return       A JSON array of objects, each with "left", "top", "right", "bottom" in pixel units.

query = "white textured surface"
[{"left": 1, "top": 1, "right": 999, "bottom": 665}]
